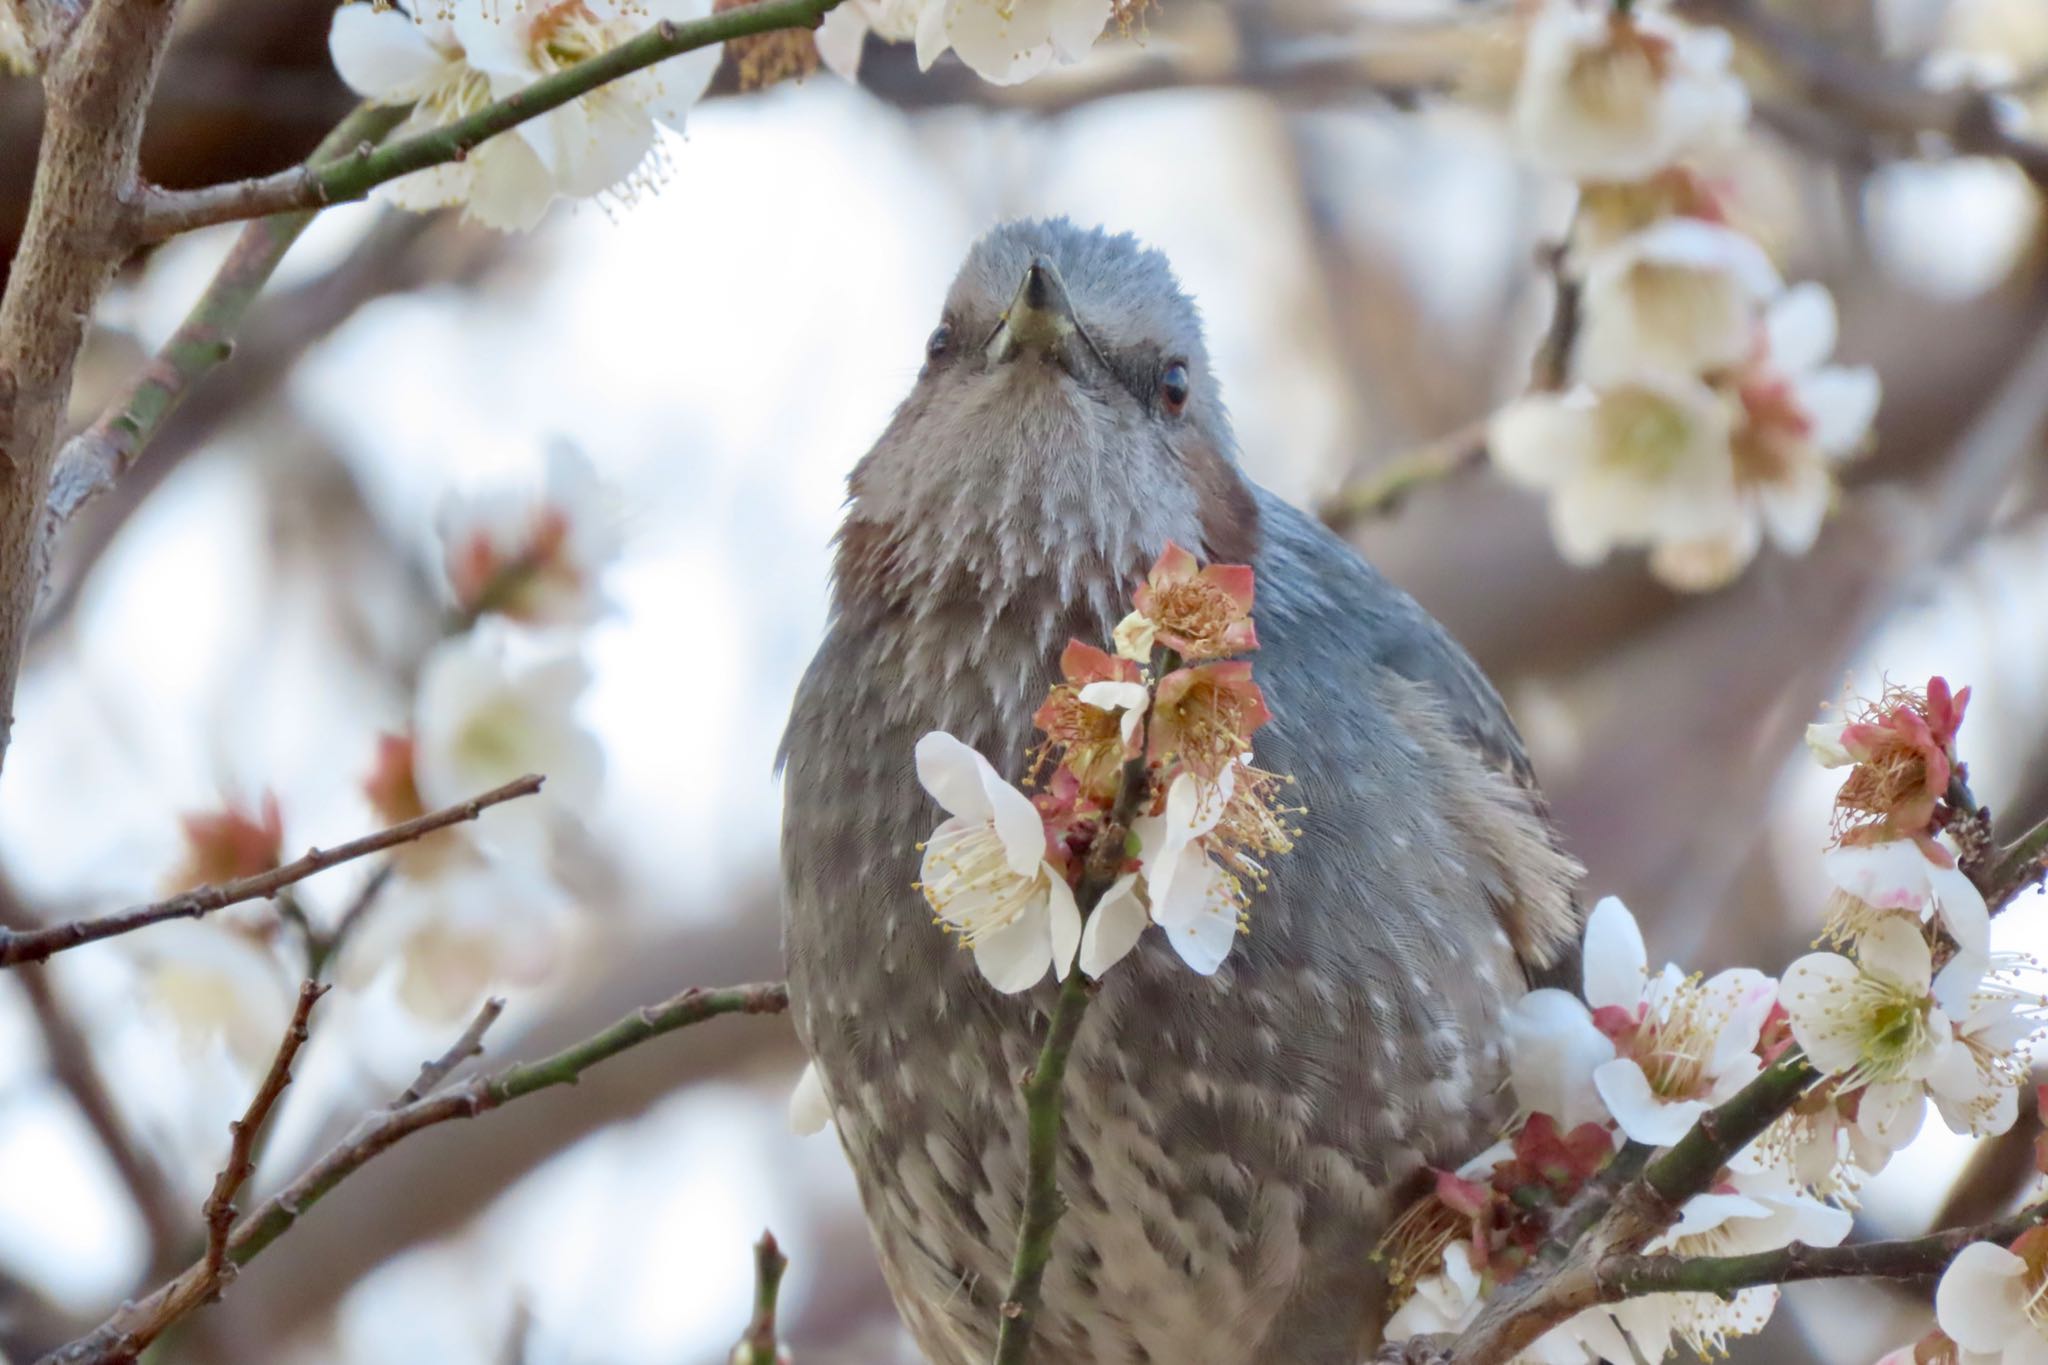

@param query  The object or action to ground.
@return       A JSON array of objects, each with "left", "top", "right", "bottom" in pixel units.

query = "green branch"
[
  {"left": 134, "top": 0, "right": 845, "bottom": 243},
  {"left": 39, "top": 980, "right": 791, "bottom": 1365},
  {"left": 990, "top": 751, "right": 1152, "bottom": 1365},
  {"left": 735, "top": 1230, "right": 792, "bottom": 1364}
]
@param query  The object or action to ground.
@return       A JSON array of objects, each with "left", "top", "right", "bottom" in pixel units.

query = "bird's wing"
[{"left": 1249, "top": 488, "right": 1584, "bottom": 981}]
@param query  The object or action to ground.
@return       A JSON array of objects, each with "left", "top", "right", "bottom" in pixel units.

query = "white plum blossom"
[
  {"left": 337, "top": 861, "right": 570, "bottom": 1020},
  {"left": 1823, "top": 834, "right": 1990, "bottom": 959},
  {"left": 130, "top": 921, "right": 296, "bottom": 1072},
  {"left": 1937, "top": 1238, "right": 2048, "bottom": 1363},
  {"left": 1512, "top": 1, "right": 1749, "bottom": 183},
  {"left": 1572, "top": 219, "right": 1781, "bottom": 387},
  {"left": 788, "top": 1060, "right": 832, "bottom": 1135},
  {"left": 327, "top": 0, "right": 720, "bottom": 231},
  {"left": 1077, "top": 770, "right": 1243, "bottom": 978},
  {"left": 413, "top": 625, "right": 604, "bottom": 844},
  {"left": 1647, "top": 283, "right": 1881, "bottom": 590},
  {"left": 438, "top": 443, "right": 621, "bottom": 627},
  {"left": 912, "top": 0, "right": 1111, "bottom": 86},
  {"left": 814, "top": 0, "right": 923, "bottom": 79},
  {"left": 1505, "top": 985, "right": 1617, "bottom": 1132},
  {"left": 1780, "top": 918, "right": 1954, "bottom": 1097},
  {"left": 1926, "top": 952, "right": 2043, "bottom": 1138},
  {"left": 1508, "top": 896, "right": 1773, "bottom": 1146},
  {"left": 915, "top": 731, "right": 1080, "bottom": 992},
  {"left": 1076, "top": 678, "right": 1149, "bottom": 750},
  {"left": 1583, "top": 1154, "right": 1852, "bottom": 1360},
  {"left": 1384, "top": 1240, "right": 1486, "bottom": 1342},
  {"left": 1488, "top": 374, "right": 1740, "bottom": 570}
]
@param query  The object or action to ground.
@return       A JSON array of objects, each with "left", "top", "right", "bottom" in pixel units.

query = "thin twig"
[
  {"left": 131, "top": 0, "right": 846, "bottom": 243},
  {"left": 1989, "top": 813, "right": 2048, "bottom": 912},
  {"left": 0, "top": 775, "right": 543, "bottom": 969},
  {"left": 305, "top": 862, "right": 397, "bottom": 980},
  {"left": 735, "top": 1230, "right": 790, "bottom": 1365},
  {"left": 991, "top": 752, "right": 1151, "bottom": 1365},
  {"left": 1678, "top": 0, "right": 2048, "bottom": 193},
  {"left": 201, "top": 981, "right": 327, "bottom": 1282},
  {"left": 396, "top": 996, "right": 505, "bottom": 1106},
  {"left": 38, "top": 980, "right": 791, "bottom": 1365},
  {"left": 1317, "top": 420, "right": 1489, "bottom": 528}
]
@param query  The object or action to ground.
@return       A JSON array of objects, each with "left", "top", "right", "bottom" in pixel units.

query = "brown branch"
[
  {"left": 1447, "top": 1057, "right": 1821, "bottom": 1364},
  {"left": 1595, "top": 1202, "right": 2048, "bottom": 1299},
  {"left": 0, "top": 0, "right": 192, "bottom": 777},
  {"left": 1679, "top": 0, "right": 2048, "bottom": 193},
  {"left": 0, "top": 774, "right": 543, "bottom": 968},
  {"left": 38, "top": 979, "right": 791, "bottom": 1365},
  {"left": 1318, "top": 420, "right": 1488, "bottom": 528},
  {"left": 201, "top": 980, "right": 326, "bottom": 1282},
  {"left": 396, "top": 995, "right": 504, "bottom": 1106}
]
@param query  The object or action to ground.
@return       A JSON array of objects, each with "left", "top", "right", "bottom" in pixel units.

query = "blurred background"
[{"left": 4, "top": 0, "right": 2048, "bottom": 1360}]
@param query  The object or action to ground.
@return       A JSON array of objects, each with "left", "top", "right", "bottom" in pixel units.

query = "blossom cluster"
[
  {"left": 1488, "top": 0, "right": 1881, "bottom": 592},
  {"left": 793, "top": 542, "right": 1295, "bottom": 1135},
  {"left": 1381, "top": 676, "right": 2045, "bottom": 1362},
  {"left": 140, "top": 448, "right": 615, "bottom": 1055},
  {"left": 914, "top": 542, "right": 1295, "bottom": 990},
  {"left": 328, "top": 0, "right": 725, "bottom": 231},
  {"left": 325, "top": 0, "right": 1133, "bottom": 232}
]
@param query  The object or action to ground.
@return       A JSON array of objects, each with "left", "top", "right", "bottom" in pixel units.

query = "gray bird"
[{"left": 779, "top": 219, "right": 1582, "bottom": 1364}]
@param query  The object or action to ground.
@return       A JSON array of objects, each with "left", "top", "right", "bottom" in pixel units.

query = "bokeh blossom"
[{"left": 439, "top": 444, "right": 620, "bottom": 628}]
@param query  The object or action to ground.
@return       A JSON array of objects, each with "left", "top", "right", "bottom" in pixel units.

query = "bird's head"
[{"left": 837, "top": 219, "right": 1259, "bottom": 617}]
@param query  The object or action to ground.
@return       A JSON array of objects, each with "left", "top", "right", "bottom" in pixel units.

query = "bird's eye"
[
  {"left": 1159, "top": 361, "right": 1191, "bottom": 415},
  {"left": 925, "top": 323, "right": 954, "bottom": 360}
]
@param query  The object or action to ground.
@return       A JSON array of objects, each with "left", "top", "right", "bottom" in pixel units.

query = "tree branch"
[
  {"left": 37, "top": 102, "right": 406, "bottom": 570},
  {"left": 0, "top": 0, "right": 192, "bottom": 776},
  {"left": 37, "top": 979, "right": 791, "bottom": 1365},
  {"left": 1989, "top": 813, "right": 2048, "bottom": 912},
  {"left": 0, "top": 774, "right": 543, "bottom": 968},
  {"left": 1596, "top": 1202, "right": 2048, "bottom": 1299},
  {"left": 1678, "top": 0, "right": 2048, "bottom": 193},
  {"left": 202, "top": 980, "right": 326, "bottom": 1282},
  {"left": 132, "top": 0, "right": 846, "bottom": 243},
  {"left": 396, "top": 994, "right": 504, "bottom": 1106},
  {"left": 1446, "top": 1057, "right": 1821, "bottom": 1364}
]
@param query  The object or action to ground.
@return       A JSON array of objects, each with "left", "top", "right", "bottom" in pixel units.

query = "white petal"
[
  {"left": 462, "top": 134, "right": 557, "bottom": 232},
  {"left": 1705, "top": 968, "right": 1778, "bottom": 1073},
  {"left": 1763, "top": 281, "right": 1839, "bottom": 373},
  {"left": 982, "top": 766, "right": 1050, "bottom": 879},
  {"left": 1046, "top": 0, "right": 1110, "bottom": 61},
  {"left": 1045, "top": 870, "right": 1081, "bottom": 979},
  {"left": 1804, "top": 721, "right": 1854, "bottom": 767},
  {"left": 643, "top": 42, "right": 724, "bottom": 129},
  {"left": 970, "top": 901, "right": 1053, "bottom": 993},
  {"left": 1078, "top": 874, "right": 1147, "bottom": 978},
  {"left": 1582, "top": 896, "right": 1649, "bottom": 1011},
  {"left": 329, "top": 4, "right": 449, "bottom": 99},
  {"left": 1594, "top": 1058, "right": 1708, "bottom": 1146},
  {"left": 788, "top": 1061, "right": 831, "bottom": 1135},
  {"left": 1165, "top": 890, "right": 1239, "bottom": 976},
  {"left": 1779, "top": 953, "right": 1866, "bottom": 1075},
  {"left": 914, "top": 0, "right": 949, "bottom": 69},
  {"left": 1859, "top": 916, "right": 1935, "bottom": 992},
  {"left": 450, "top": 0, "right": 537, "bottom": 80},
  {"left": 1488, "top": 393, "right": 1598, "bottom": 491},
  {"left": 1929, "top": 861, "right": 1992, "bottom": 959},
  {"left": 1798, "top": 366, "right": 1881, "bottom": 458},
  {"left": 1077, "top": 680, "right": 1148, "bottom": 715},
  {"left": 1666, "top": 1191, "right": 1772, "bottom": 1242},
  {"left": 1505, "top": 988, "right": 1618, "bottom": 1130},
  {"left": 547, "top": 98, "right": 656, "bottom": 199},
  {"left": 1754, "top": 457, "right": 1832, "bottom": 555},
  {"left": 814, "top": 5, "right": 870, "bottom": 78},
  {"left": 1824, "top": 843, "right": 1933, "bottom": 925},
  {"left": 915, "top": 731, "right": 994, "bottom": 821},
  {"left": 1937, "top": 1242, "right": 2032, "bottom": 1352}
]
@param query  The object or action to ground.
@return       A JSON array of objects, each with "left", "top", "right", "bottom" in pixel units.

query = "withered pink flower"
[{"left": 1117, "top": 541, "right": 1258, "bottom": 663}]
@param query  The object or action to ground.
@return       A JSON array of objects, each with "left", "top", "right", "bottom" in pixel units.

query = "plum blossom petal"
[
  {"left": 1937, "top": 1242, "right": 2036, "bottom": 1355},
  {"left": 1583, "top": 895, "right": 1649, "bottom": 1011},
  {"left": 1506, "top": 986, "right": 1618, "bottom": 1129},
  {"left": 789, "top": 1061, "right": 831, "bottom": 1135},
  {"left": 1077, "top": 873, "right": 1147, "bottom": 978},
  {"left": 1595, "top": 1056, "right": 1708, "bottom": 1145},
  {"left": 1574, "top": 219, "right": 1781, "bottom": 386}
]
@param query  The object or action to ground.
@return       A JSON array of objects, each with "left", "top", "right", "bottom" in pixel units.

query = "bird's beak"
[{"left": 986, "top": 256, "right": 1101, "bottom": 375}]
